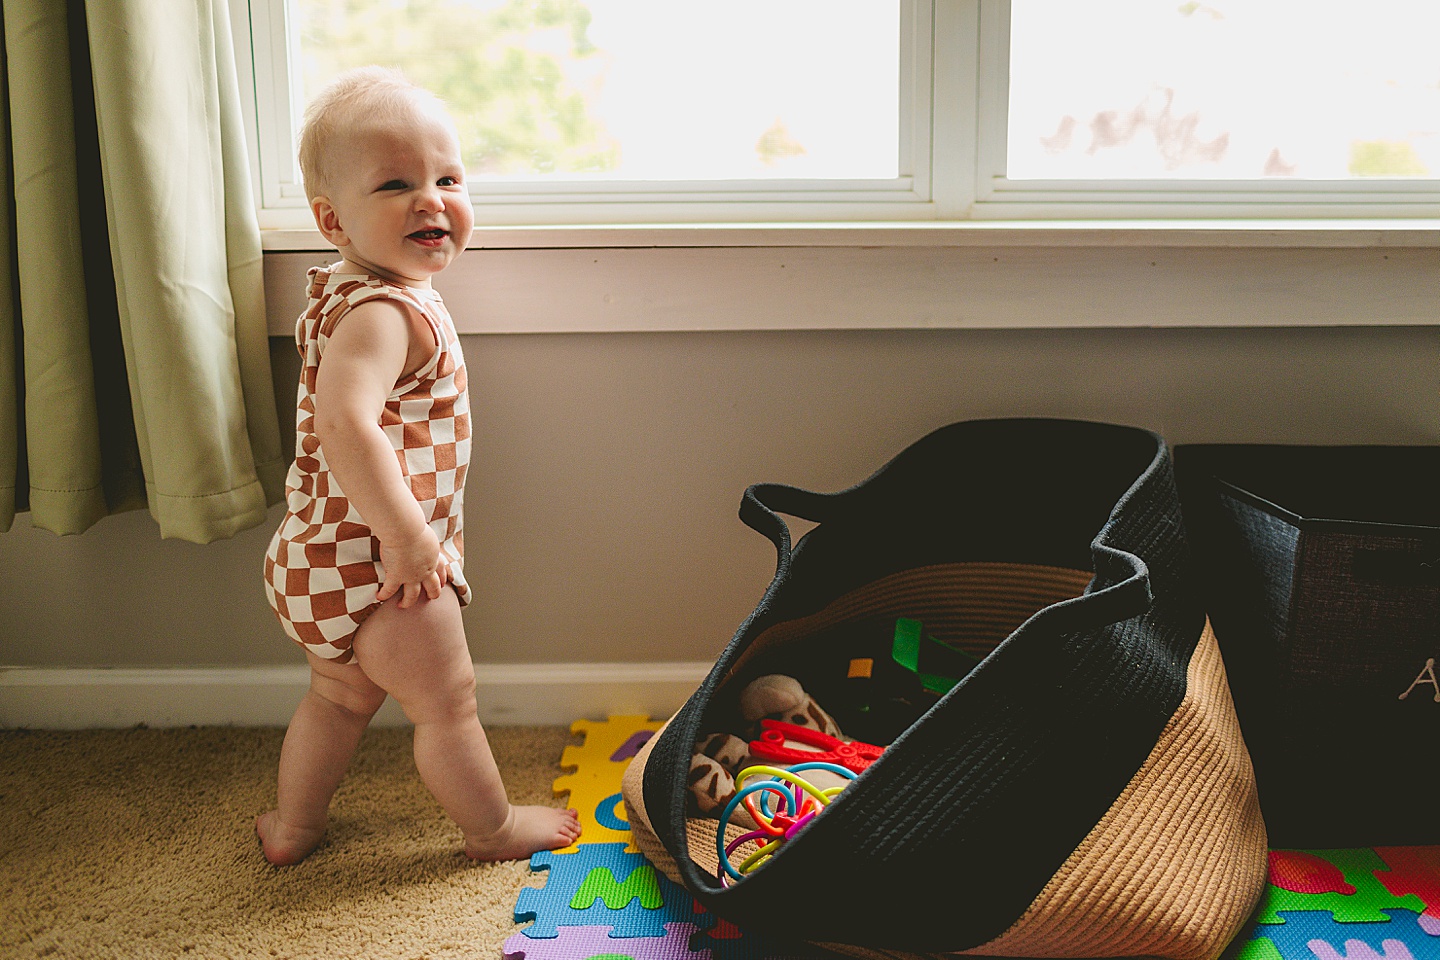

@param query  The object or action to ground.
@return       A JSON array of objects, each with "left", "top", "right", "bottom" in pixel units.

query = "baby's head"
[{"left": 299, "top": 67, "right": 474, "bottom": 287}]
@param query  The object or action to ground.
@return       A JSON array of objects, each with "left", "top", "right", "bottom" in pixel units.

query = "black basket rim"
[{"left": 1215, "top": 478, "right": 1440, "bottom": 537}]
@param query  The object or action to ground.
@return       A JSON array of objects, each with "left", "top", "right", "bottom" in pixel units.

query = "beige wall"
[{"left": 1, "top": 321, "right": 1436, "bottom": 668}]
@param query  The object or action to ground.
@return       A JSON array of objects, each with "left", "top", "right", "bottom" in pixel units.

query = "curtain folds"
[{"left": 1, "top": 0, "right": 284, "bottom": 543}]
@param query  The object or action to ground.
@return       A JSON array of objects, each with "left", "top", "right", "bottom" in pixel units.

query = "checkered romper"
[{"left": 264, "top": 266, "right": 472, "bottom": 662}]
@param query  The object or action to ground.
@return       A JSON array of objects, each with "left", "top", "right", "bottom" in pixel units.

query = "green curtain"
[{"left": 0, "top": 0, "right": 285, "bottom": 543}]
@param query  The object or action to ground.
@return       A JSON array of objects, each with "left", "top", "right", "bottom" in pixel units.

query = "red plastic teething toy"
[{"left": 747, "top": 719, "right": 885, "bottom": 773}]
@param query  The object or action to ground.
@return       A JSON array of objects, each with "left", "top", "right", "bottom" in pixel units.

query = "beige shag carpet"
[{"left": 0, "top": 725, "right": 577, "bottom": 959}]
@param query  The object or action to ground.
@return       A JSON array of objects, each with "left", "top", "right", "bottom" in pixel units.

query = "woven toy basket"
[{"left": 624, "top": 418, "right": 1268, "bottom": 960}]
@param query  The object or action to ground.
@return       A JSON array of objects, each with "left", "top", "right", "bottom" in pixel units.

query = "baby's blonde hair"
[{"left": 297, "top": 66, "right": 450, "bottom": 201}]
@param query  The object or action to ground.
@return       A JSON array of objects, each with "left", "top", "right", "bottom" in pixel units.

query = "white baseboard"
[{"left": 0, "top": 662, "right": 711, "bottom": 729}]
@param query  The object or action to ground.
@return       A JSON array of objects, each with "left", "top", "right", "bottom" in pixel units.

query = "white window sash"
[
  {"left": 235, "top": 0, "right": 1440, "bottom": 228},
  {"left": 972, "top": 0, "right": 1440, "bottom": 219},
  {"left": 237, "top": 0, "right": 942, "bottom": 228}
]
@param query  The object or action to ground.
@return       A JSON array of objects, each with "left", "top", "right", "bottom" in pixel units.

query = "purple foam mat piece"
[{"left": 502, "top": 923, "right": 707, "bottom": 960}]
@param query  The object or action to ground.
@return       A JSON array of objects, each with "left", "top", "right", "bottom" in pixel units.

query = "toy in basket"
[
  {"left": 713, "top": 721, "right": 888, "bottom": 884},
  {"left": 715, "top": 761, "right": 856, "bottom": 885},
  {"left": 748, "top": 719, "right": 885, "bottom": 773}
]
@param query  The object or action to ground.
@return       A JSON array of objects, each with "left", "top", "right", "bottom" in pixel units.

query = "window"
[
  {"left": 235, "top": 0, "right": 1440, "bottom": 228},
  {"left": 294, "top": 1, "right": 902, "bottom": 182},
  {"left": 987, "top": 0, "right": 1440, "bottom": 218},
  {"left": 1007, "top": 0, "right": 1440, "bottom": 182},
  {"left": 241, "top": 0, "right": 933, "bottom": 226}
]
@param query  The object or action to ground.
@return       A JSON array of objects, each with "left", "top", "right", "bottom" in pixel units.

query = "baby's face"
[{"left": 316, "top": 101, "right": 474, "bottom": 287}]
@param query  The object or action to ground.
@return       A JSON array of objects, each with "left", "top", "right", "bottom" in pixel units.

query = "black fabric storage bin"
[{"left": 1175, "top": 444, "right": 1440, "bottom": 846}]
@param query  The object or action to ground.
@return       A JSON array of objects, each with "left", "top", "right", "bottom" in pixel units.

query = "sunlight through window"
[
  {"left": 1008, "top": 0, "right": 1440, "bottom": 180},
  {"left": 293, "top": 0, "right": 901, "bottom": 182}
]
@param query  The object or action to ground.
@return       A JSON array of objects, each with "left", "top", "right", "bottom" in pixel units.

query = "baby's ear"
[{"left": 311, "top": 196, "right": 348, "bottom": 247}]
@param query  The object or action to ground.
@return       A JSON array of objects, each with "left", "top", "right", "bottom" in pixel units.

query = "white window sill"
[
  {"left": 260, "top": 219, "right": 1440, "bottom": 252},
  {"left": 260, "top": 221, "right": 1440, "bottom": 335}
]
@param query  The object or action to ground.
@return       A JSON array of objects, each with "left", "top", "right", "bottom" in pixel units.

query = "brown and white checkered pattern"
[{"left": 264, "top": 266, "right": 472, "bottom": 662}]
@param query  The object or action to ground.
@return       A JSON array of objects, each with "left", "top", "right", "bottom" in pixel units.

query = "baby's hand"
[{"left": 377, "top": 526, "right": 451, "bottom": 608}]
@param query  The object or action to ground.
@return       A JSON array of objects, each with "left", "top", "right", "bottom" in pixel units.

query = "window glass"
[
  {"left": 1007, "top": 0, "right": 1440, "bottom": 180},
  {"left": 294, "top": 0, "right": 901, "bottom": 182}
]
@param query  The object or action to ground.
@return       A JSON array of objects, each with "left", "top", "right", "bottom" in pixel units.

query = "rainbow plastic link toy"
[{"left": 715, "top": 762, "right": 857, "bottom": 885}]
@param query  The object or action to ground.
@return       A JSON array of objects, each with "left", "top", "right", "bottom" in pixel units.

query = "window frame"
[
  {"left": 973, "top": 1, "right": 1440, "bottom": 220},
  {"left": 234, "top": 0, "right": 1440, "bottom": 232},
  {"left": 237, "top": 0, "right": 954, "bottom": 229}
]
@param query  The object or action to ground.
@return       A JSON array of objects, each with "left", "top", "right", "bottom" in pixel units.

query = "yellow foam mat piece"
[{"left": 552, "top": 715, "right": 663, "bottom": 853}]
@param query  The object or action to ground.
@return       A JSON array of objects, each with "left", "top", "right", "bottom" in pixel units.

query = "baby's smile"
[{"left": 408, "top": 228, "right": 448, "bottom": 246}]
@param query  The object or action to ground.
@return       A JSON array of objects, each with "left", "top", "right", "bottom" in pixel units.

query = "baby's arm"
[{"left": 312, "top": 298, "right": 447, "bottom": 608}]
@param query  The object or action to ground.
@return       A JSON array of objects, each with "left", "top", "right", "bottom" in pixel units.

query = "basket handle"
[
  {"left": 738, "top": 482, "right": 842, "bottom": 561},
  {"left": 741, "top": 478, "right": 1160, "bottom": 640}
]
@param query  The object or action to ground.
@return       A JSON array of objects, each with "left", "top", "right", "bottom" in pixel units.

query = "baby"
[{"left": 257, "top": 66, "right": 581, "bottom": 865}]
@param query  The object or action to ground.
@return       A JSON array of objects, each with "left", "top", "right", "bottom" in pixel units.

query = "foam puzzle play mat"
[{"left": 503, "top": 716, "right": 1440, "bottom": 960}]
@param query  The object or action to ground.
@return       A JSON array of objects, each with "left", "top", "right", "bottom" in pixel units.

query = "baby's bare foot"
[
  {"left": 256, "top": 811, "right": 326, "bottom": 866},
  {"left": 465, "top": 805, "right": 582, "bottom": 862}
]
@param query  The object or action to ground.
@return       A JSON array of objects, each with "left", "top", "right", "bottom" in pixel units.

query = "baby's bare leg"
[
  {"left": 257, "top": 652, "right": 388, "bottom": 865},
  {"left": 353, "top": 590, "right": 580, "bottom": 860}
]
